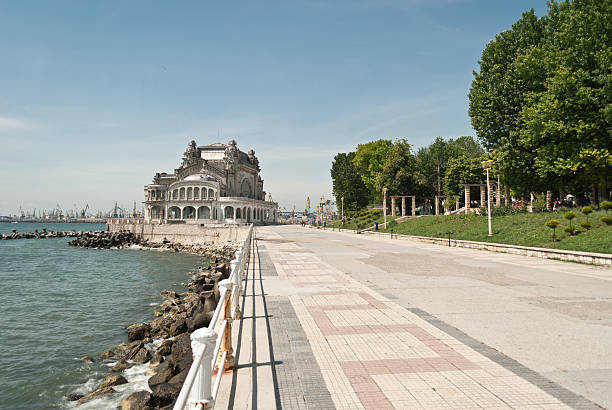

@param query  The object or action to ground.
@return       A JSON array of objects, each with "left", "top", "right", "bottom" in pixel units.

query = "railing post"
[
  {"left": 216, "top": 279, "right": 235, "bottom": 372},
  {"left": 189, "top": 328, "right": 217, "bottom": 409}
]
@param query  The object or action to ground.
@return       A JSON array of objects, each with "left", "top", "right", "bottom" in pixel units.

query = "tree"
[
  {"left": 443, "top": 156, "right": 486, "bottom": 198},
  {"left": 468, "top": 9, "right": 547, "bottom": 192},
  {"left": 415, "top": 136, "right": 484, "bottom": 201},
  {"left": 330, "top": 152, "right": 370, "bottom": 211},
  {"left": 518, "top": 0, "right": 612, "bottom": 192},
  {"left": 352, "top": 139, "right": 393, "bottom": 201},
  {"left": 376, "top": 139, "right": 417, "bottom": 196}
]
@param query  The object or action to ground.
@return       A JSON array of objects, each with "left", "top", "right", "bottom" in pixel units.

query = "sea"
[{"left": 0, "top": 222, "right": 205, "bottom": 409}]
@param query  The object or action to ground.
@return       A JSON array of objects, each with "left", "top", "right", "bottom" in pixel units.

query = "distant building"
[{"left": 144, "top": 139, "right": 278, "bottom": 223}]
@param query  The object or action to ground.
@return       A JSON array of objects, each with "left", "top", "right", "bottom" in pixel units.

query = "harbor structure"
[{"left": 143, "top": 139, "right": 278, "bottom": 223}]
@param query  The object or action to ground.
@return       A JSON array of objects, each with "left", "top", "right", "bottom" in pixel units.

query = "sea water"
[{"left": 0, "top": 222, "right": 203, "bottom": 409}]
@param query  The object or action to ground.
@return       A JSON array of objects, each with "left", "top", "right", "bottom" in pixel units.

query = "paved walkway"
[{"left": 216, "top": 226, "right": 608, "bottom": 409}]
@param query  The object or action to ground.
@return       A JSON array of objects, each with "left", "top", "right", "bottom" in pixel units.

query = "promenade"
[{"left": 215, "top": 225, "right": 611, "bottom": 409}]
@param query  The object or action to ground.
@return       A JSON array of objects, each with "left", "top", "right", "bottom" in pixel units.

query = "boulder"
[
  {"left": 78, "top": 386, "right": 116, "bottom": 403},
  {"left": 168, "top": 318, "right": 187, "bottom": 337},
  {"left": 127, "top": 322, "right": 151, "bottom": 342},
  {"left": 66, "top": 393, "right": 84, "bottom": 401},
  {"left": 132, "top": 346, "right": 152, "bottom": 364},
  {"left": 156, "top": 339, "right": 173, "bottom": 356},
  {"left": 114, "top": 341, "right": 144, "bottom": 361},
  {"left": 112, "top": 359, "right": 133, "bottom": 372},
  {"left": 121, "top": 390, "right": 155, "bottom": 410},
  {"left": 98, "top": 373, "right": 128, "bottom": 390},
  {"left": 99, "top": 349, "right": 115, "bottom": 360}
]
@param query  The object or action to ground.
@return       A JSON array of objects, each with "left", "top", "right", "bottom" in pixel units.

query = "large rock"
[
  {"left": 121, "top": 390, "right": 155, "bottom": 410},
  {"left": 99, "top": 349, "right": 115, "bottom": 360},
  {"left": 114, "top": 341, "right": 144, "bottom": 360},
  {"left": 112, "top": 359, "right": 133, "bottom": 372},
  {"left": 98, "top": 373, "right": 128, "bottom": 390},
  {"left": 156, "top": 339, "right": 173, "bottom": 356},
  {"left": 127, "top": 322, "right": 151, "bottom": 341},
  {"left": 132, "top": 346, "right": 152, "bottom": 364},
  {"left": 168, "top": 318, "right": 187, "bottom": 337},
  {"left": 78, "top": 386, "right": 117, "bottom": 403}
]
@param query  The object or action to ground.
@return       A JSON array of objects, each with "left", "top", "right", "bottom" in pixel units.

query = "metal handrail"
[{"left": 174, "top": 224, "right": 253, "bottom": 410}]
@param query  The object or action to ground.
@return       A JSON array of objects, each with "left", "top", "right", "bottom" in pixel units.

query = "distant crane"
[{"left": 80, "top": 204, "right": 89, "bottom": 218}]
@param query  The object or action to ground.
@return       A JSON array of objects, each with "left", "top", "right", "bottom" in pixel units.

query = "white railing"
[{"left": 174, "top": 224, "right": 253, "bottom": 410}]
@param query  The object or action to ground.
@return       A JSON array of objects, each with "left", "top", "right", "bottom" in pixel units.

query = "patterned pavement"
[{"left": 215, "top": 227, "right": 600, "bottom": 409}]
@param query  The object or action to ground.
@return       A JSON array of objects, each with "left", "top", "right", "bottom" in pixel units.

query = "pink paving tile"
[{"left": 356, "top": 391, "right": 394, "bottom": 410}]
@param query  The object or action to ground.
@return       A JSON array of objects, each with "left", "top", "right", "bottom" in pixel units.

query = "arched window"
[
  {"left": 240, "top": 179, "right": 252, "bottom": 198},
  {"left": 179, "top": 187, "right": 185, "bottom": 200},
  {"left": 182, "top": 206, "right": 196, "bottom": 219},
  {"left": 208, "top": 189, "right": 214, "bottom": 199},
  {"left": 224, "top": 206, "right": 234, "bottom": 219},
  {"left": 194, "top": 187, "right": 200, "bottom": 200},
  {"left": 168, "top": 206, "right": 181, "bottom": 219},
  {"left": 151, "top": 206, "right": 162, "bottom": 219},
  {"left": 236, "top": 208, "right": 242, "bottom": 219},
  {"left": 187, "top": 187, "right": 193, "bottom": 200},
  {"left": 198, "top": 206, "right": 210, "bottom": 219},
  {"left": 173, "top": 190, "right": 178, "bottom": 200}
]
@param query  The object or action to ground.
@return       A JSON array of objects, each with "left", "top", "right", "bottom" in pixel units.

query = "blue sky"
[{"left": 0, "top": 0, "right": 549, "bottom": 215}]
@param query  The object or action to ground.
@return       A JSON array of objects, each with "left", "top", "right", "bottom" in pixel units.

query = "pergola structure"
[
  {"left": 463, "top": 182, "right": 501, "bottom": 214},
  {"left": 390, "top": 196, "right": 416, "bottom": 217},
  {"left": 434, "top": 195, "right": 460, "bottom": 215}
]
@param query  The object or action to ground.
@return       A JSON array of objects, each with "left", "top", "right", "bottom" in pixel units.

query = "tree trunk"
[{"left": 592, "top": 184, "right": 598, "bottom": 206}]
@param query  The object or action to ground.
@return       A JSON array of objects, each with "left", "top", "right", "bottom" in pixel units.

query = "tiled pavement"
[{"left": 215, "top": 228, "right": 600, "bottom": 409}]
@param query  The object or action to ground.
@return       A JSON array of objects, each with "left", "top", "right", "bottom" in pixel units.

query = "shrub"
[
  {"left": 563, "top": 225, "right": 575, "bottom": 235},
  {"left": 601, "top": 201, "right": 612, "bottom": 214},
  {"left": 533, "top": 194, "right": 547, "bottom": 211},
  {"left": 545, "top": 219, "right": 560, "bottom": 241},
  {"left": 601, "top": 216, "right": 612, "bottom": 225},
  {"left": 564, "top": 211, "right": 577, "bottom": 227},
  {"left": 580, "top": 221, "right": 592, "bottom": 230}
]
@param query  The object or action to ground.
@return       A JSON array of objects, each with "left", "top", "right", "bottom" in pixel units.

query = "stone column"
[
  {"left": 391, "top": 197, "right": 396, "bottom": 217},
  {"left": 546, "top": 190, "right": 552, "bottom": 211},
  {"left": 435, "top": 196, "right": 439, "bottom": 215},
  {"left": 455, "top": 197, "right": 460, "bottom": 210},
  {"left": 465, "top": 185, "right": 470, "bottom": 214},
  {"left": 401, "top": 197, "right": 406, "bottom": 217},
  {"left": 480, "top": 185, "right": 486, "bottom": 207},
  {"left": 496, "top": 176, "right": 501, "bottom": 207},
  {"left": 411, "top": 196, "right": 416, "bottom": 217}
]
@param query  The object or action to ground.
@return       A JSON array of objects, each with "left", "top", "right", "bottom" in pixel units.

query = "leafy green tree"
[
  {"left": 468, "top": 9, "right": 546, "bottom": 192},
  {"left": 376, "top": 139, "right": 417, "bottom": 196},
  {"left": 416, "top": 136, "right": 484, "bottom": 201},
  {"left": 442, "top": 156, "right": 486, "bottom": 198},
  {"left": 330, "top": 152, "right": 370, "bottom": 211},
  {"left": 518, "top": 0, "right": 612, "bottom": 189},
  {"left": 352, "top": 139, "right": 393, "bottom": 201}
]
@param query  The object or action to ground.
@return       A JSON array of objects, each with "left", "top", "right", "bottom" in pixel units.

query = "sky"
[{"left": 0, "top": 0, "right": 550, "bottom": 216}]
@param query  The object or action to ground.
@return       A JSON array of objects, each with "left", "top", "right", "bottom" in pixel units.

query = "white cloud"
[{"left": 0, "top": 116, "right": 31, "bottom": 131}]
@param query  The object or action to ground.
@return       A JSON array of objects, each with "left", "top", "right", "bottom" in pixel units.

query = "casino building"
[{"left": 143, "top": 139, "right": 278, "bottom": 224}]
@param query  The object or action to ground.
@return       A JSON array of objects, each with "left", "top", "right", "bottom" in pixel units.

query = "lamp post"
[
  {"left": 383, "top": 187, "right": 388, "bottom": 228},
  {"left": 481, "top": 160, "right": 493, "bottom": 236},
  {"left": 341, "top": 197, "right": 344, "bottom": 221}
]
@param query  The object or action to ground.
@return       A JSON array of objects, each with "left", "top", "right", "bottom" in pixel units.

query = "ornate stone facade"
[{"left": 144, "top": 140, "right": 278, "bottom": 223}]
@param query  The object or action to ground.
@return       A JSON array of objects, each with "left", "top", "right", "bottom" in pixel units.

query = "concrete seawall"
[{"left": 107, "top": 219, "right": 248, "bottom": 245}]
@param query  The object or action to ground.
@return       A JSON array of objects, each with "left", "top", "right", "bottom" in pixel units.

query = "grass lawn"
[
  {"left": 327, "top": 214, "right": 400, "bottom": 231},
  {"left": 379, "top": 209, "right": 612, "bottom": 254}
]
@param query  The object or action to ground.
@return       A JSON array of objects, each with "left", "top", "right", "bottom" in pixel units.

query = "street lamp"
[
  {"left": 481, "top": 160, "right": 494, "bottom": 236},
  {"left": 383, "top": 187, "right": 388, "bottom": 228},
  {"left": 340, "top": 197, "right": 344, "bottom": 221}
]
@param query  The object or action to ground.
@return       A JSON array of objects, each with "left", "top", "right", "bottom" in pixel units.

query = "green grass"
[
  {"left": 327, "top": 213, "right": 400, "bottom": 231},
  {"left": 378, "top": 209, "right": 612, "bottom": 254}
]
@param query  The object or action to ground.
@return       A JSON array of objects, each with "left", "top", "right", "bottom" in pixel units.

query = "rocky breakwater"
[
  {"left": 1, "top": 229, "right": 89, "bottom": 240},
  {"left": 68, "top": 231, "right": 148, "bottom": 249},
  {"left": 68, "top": 242, "right": 239, "bottom": 408}
]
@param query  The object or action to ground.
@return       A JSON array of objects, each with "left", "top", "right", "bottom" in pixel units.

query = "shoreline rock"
[{"left": 69, "top": 239, "right": 238, "bottom": 408}]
